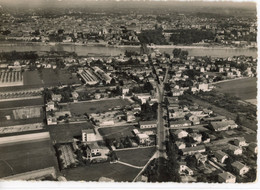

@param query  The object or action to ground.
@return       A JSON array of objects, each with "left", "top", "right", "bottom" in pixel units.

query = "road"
[{"left": 155, "top": 67, "right": 169, "bottom": 159}]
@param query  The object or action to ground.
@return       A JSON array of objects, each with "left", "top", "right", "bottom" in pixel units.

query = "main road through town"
[{"left": 156, "top": 67, "right": 169, "bottom": 159}]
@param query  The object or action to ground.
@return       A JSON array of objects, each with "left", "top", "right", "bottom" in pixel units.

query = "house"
[
  {"left": 178, "top": 162, "right": 194, "bottom": 176},
  {"left": 132, "top": 104, "right": 141, "bottom": 112},
  {"left": 233, "top": 138, "right": 247, "bottom": 147},
  {"left": 46, "top": 101, "right": 55, "bottom": 111},
  {"left": 214, "top": 150, "right": 228, "bottom": 164},
  {"left": 171, "top": 89, "right": 184, "bottom": 96},
  {"left": 139, "top": 120, "right": 157, "bottom": 129},
  {"left": 198, "top": 83, "right": 209, "bottom": 92},
  {"left": 52, "top": 94, "right": 62, "bottom": 102},
  {"left": 194, "top": 153, "right": 207, "bottom": 165},
  {"left": 86, "top": 142, "right": 101, "bottom": 157},
  {"left": 202, "top": 116, "right": 226, "bottom": 124},
  {"left": 134, "top": 93, "right": 151, "bottom": 104},
  {"left": 98, "top": 177, "right": 114, "bottom": 182},
  {"left": 47, "top": 115, "right": 57, "bottom": 125},
  {"left": 122, "top": 88, "right": 130, "bottom": 95},
  {"left": 175, "top": 141, "right": 186, "bottom": 149},
  {"left": 181, "top": 145, "right": 206, "bottom": 155},
  {"left": 218, "top": 172, "right": 236, "bottom": 183},
  {"left": 202, "top": 108, "right": 213, "bottom": 115},
  {"left": 180, "top": 176, "right": 197, "bottom": 183},
  {"left": 190, "top": 86, "right": 198, "bottom": 93},
  {"left": 82, "top": 129, "right": 96, "bottom": 143},
  {"left": 170, "top": 120, "right": 192, "bottom": 128},
  {"left": 127, "top": 111, "right": 136, "bottom": 122},
  {"left": 231, "top": 161, "right": 249, "bottom": 176},
  {"left": 209, "top": 120, "right": 238, "bottom": 131},
  {"left": 136, "top": 133, "right": 150, "bottom": 145},
  {"left": 136, "top": 175, "right": 148, "bottom": 182},
  {"left": 173, "top": 130, "right": 188, "bottom": 139},
  {"left": 86, "top": 142, "right": 110, "bottom": 161},
  {"left": 248, "top": 142, "right": 257, "bottom": 154},
  {"left": 189, "top": 133, "right": 202, "bottom": 143},
  {"left": 185, "top": 113, "right": 200, "bottom": 125},
  {"left": 71, "top": 92, "right": 79, "bottom": 101},
  {"left": 228, "top": 145, "right": 243, "bottom": 155}
]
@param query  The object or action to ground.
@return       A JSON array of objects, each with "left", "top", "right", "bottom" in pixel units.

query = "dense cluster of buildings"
[{"left": 0, "top": 6, "right": 257, "bottom": 47}]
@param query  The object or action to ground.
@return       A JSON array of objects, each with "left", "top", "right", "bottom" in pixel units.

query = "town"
[{"left": 0, "top": 0, "right": 257, "bottom": 184}]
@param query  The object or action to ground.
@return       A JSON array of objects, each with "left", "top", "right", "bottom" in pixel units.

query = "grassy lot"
[
  {"left": 68, "top": 98, "right": 131, "bottom": 115},
  {"left": 116, "top": 147, "right": 156, "bottom": 166},
  {"left": 0, "top": 139, "right": 58, "bottom": 178},
  {"left": 62, "top": 162, "right": 140, "bottom": 182},
  {"left": 98, "top": 125, "right": 135, "bottom": 139},
  {"left": 215, "top": 77, "right": 257, "bottom": 100},
  {"left": 23, "top": 69, "right": 80, "bottom": 88},
  {"left": 47, "top": 122, "right": 93, "bottom": 143},
  {"left": 13, "top": 107, "right": 41, "bottom": 120},
  {"left": 0, "top": 98, "right": 44, "bottom": 109},
  {"left": 187, "top": 94, "right": 257, "bottom": 133},
  {"left": 0, "top": 107, "right": 44, "bottom": 127}
]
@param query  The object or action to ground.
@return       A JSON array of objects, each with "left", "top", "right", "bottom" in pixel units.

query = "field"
[
  {"left": 47, "top": 122, "right": 93, "bottom": 143},
  {"left": 0, "top": 139, "right": 58, "bottom": 178},
  {"left": 23, "top": 69, "right": 80, "bottom": 88},
  {"left": 62, "top": 162, "right": 140, "bottom": 182},
  {"left": 62, "top": 147, "right": 155, "bottom": 181},
  {"left": 215, "top": 77, "right": 257, "bottom": 101},
  {"left": 98, "top": 125, "right": 135, "bottom": 139},
  {"left": 0, "top": 106, "right": 43, "bottom": 127},
  {"left": 0, "top": 98, "right": 44, "bottom": 109},
  {"left": 68, "top": 98, "right": 131, "bottom": 115},
  {"left": 13, "top": 107, "right": 41, "bottom": 119},
  {"left": 116, "top": 147, "right": 156, "bottom": 166}
]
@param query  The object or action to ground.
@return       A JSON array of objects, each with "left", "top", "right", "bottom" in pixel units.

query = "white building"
[
  {"left": 139, "top": 120, "right": 157, "bottom": 129},
  {"left": 82, "top": 129, "right": 96, "bottom": 143},
  {"left": 218, "top": 172, "right": 236, "bottom": 183}
]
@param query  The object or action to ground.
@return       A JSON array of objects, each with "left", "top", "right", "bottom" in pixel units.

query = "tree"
[
  {"left": 143, "top": 82, "right": 153, "bottom": 92},
  {"left": 110, "top": 78, "right": 116, "bottom": 85},
  {"left": 172, "top": 48, "right": 181, "bottom": 58},
  {"left": 164, "top": 83, "right": 171, "bottom": 92}
]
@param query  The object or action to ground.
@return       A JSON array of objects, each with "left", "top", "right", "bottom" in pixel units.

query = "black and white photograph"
[{"left": 0, "top": 0, "right": 258, "bottom": 188}]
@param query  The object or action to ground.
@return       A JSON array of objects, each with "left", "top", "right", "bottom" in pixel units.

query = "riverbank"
[
  {"left": 0, "top": 41, "right": 257, "bottom": 58},
  {"left": 0, "top": 41, "right": 256, "bottom": 50}
]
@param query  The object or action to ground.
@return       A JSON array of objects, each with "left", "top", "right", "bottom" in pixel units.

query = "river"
[{"left": 0, "top": 43, "right": 257, "bottom": 58}]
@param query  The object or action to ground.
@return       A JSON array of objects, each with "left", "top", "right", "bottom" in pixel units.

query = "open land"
[
  {"left": 62, "top": 147, "right": 156, "bottom": 181},
  {"left": 62, "top": 162, "right": 140, "bottom": 182},
  {"left": 187, "top": 94, "right": 257, "bottom": 133},
  {"left": 0, "top": 107, "right": 43, "bottom": 127},
  {"left": 0, "top": 98, "right": 44, "bottom": 109},
  {"left": 47, "top": 122, "right": 93, "bottom": 143},
  {"left": 98, "top": 125, "right": 135, "bottom": 139},
  {"left": 215, "top": 77, "right": 257, "bottom": 104},
  {"left": 116, "top": 147, "right": 156, "bottom": 166},
  {"left": 23, "top": 69, "right": 80, "bottom": 88},
  {"left": 0, "top": 139, "right": 58, "bottom": 178},
  {"left": 68, "top": 98, "right": 131, "bottom": 115}
]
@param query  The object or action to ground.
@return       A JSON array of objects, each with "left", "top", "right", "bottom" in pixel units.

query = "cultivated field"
[
  {"left": 0, "top": 107, "right": 43, "bottom": 127},
  {"left": 215, "top": 77, "right": 257, "bottom": 101},
  {"left": 116, "top": 147, "right": 156, "bottom": 166},
  {"left": 68, "top": 98, "right": 131, "bottom": 115},
  {"left": 47, "top": 122, "right": 93, "bottom": 143},
  {"left": 0, "top": 139, "right": 58, "bottom": 178},
  {"left": 98, "top": 125, "right": 135, "bottom": 139},
  {"left": 0, "top": 98, "right": 44, "bottom": 109},
  {"left": 23, "top": 69, "right": 80, "bottom": 88},
  {"left": 13, "top": 107, "right": 41, "bottom": 120},
  {"left": 62, "top": 162, "right": 140, "bottom": 182}
]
